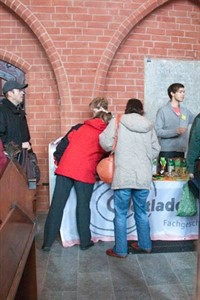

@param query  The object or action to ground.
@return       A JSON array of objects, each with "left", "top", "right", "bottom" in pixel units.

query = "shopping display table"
[
  {"left": 49, "top": 141, "right": 198, "bottom": 247},
  {"left": 60, "top": 180, "right": 199, "bottom": 247}
]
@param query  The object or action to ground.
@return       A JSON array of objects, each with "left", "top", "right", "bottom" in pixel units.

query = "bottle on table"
[
  {"left": 168, "top": 158, "right": 175, "bottom": 176},
  {"left": 152, "top": 158, "right": 158, "bottom": 175},
  {"left": 174, "top": 158, "right": 182, "bottom": 176},
  {"left": 159, "top": 157, "right": 166, "bottom": 176},
  {"left": 181, "top": 158, "right": 187, "bottom": 177}
]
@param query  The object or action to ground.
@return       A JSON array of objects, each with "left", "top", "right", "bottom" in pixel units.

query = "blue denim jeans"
[{"left": 113, "top": 188, "right": 151, "bottom": 256}]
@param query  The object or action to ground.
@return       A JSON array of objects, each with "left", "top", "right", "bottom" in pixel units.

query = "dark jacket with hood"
[{"left": 54, "top": 123, "right": 83, "bottom": 164}]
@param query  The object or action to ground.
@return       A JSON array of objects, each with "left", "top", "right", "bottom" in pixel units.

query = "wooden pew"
[
  {"left": 0, "top": 159, "right": 38, "bottom": 299},
  {"left": 0, "top": 159, "right": 36, "bottom": 225},
  {"left": 0, "top": 204, "right": 37, "bottom": 300}
]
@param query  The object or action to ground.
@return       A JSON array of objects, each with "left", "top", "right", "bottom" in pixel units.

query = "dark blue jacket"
[{"left": 53, "top": 123, "right": 83, "bottom": 164}]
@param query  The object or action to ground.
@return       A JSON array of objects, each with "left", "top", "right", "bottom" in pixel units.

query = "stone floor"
[{"left": 35, "top": 213, "right": 197, "bottom": 300}]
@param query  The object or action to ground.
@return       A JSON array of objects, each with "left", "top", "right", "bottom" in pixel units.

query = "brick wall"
[{"left": 0, "top": 0, "right": 199, "bottom": 211}]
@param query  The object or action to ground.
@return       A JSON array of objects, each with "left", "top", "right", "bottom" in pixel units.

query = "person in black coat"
[{"left": 0, "top": 80, "right": 31, "bottom": 153}]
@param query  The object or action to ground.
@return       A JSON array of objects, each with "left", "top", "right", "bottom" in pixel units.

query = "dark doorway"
[{"left": 0, "top": 60, "right": 26, "bottom": 103}]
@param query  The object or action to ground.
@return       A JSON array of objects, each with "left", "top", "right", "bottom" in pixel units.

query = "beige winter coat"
[{"left": 99, "top": 113, "right": 160, "bottom": 190}]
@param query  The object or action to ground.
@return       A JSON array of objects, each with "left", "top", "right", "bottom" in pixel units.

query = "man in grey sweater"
[{"left": 155, "top": 83, "right": 194, "bottom": 159}]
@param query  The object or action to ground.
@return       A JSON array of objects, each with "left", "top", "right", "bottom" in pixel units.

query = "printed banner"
[
  {"left": 60, "top": 181, "right": 199, "bottom": 247},
  {"left": 49, "top": 141, "right": 198, "bottom": 247}
]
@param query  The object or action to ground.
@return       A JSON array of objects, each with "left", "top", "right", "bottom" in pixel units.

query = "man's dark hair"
[
  {"left": 167, "top": 83, "right": 184, "bottom": 99},
  {"left": 125, "top": 98, "right": 144, "bottom": 115}
]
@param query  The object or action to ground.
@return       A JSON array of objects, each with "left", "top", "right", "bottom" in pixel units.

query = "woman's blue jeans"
[{"left": 113, "top": 188, "right": 151, "bottom": 256}]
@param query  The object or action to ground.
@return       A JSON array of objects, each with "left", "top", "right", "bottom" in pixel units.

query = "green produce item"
[{"left": 160, "top": 157, "right": 166, "bottom": 167}]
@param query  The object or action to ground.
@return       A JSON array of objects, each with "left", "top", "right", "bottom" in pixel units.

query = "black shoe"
[
  {"left": 41, "top": 245, "right": 51, "bottom": 252},
  {"left": 80, "top": 241, "right": 94, "bottom": 250}
]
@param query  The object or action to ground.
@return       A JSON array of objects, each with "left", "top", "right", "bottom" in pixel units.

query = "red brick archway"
[
  {"left": 0, "top": 0, "right": 175, "bottom": 102},
  {"left": 0, "top": 49, "right": 31, "bottom": 73},
  {"left": 93, "top": 0, "right": 168, "bottom": 95},
  {"left": 92, "top": 0, "right": 198, "bottom": 96},
  {"left": 0, "top": 0, "right": 71, "bottom": 108}
]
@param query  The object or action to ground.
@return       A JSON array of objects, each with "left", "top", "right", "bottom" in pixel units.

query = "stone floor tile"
[
  {"left": 164, "top": 251, "right": 197, "bottom": 270},
  {"left": 77, "top": 271, "right": 114, "bottom": 299},
  {"left": 79, "top": 245, "right": 110, "bottom": 273},
  {"left": 148, "top": 283, "right": 190, "bottom": 300},
  {"left": 108, "top": 255, "right": 146, "bottom": 289},
  {"left": 43, "top": 270, "right": 77, "bottom": 292},
  {"left": 35, "top": 213, "right": 197, "bottom": 300},
  {"left": 136, "top": 253, "right": 180, "bottom": 286},
  {"left": 173, "top": 267, "right": 196, "bottom": 286},
  {"left": 114, "top": 286, "right": 152, "bottom": 300},
  {"left": 38, "top": 289, "right": 77, "bottom": 300}
]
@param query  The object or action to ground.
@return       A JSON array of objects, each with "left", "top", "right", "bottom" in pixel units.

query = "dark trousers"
[
  {"left": 43, "top": 175, "right": 94, "bottom": 248},
  {"left": 159, "top": 151, "right": 184, "bottom": 160}
]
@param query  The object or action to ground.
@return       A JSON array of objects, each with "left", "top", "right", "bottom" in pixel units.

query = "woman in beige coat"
[{"left": 99, "top": 99, "right": 160, "bottom": 258}]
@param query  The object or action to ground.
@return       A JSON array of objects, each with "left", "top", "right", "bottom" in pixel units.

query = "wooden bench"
[
  {"left": 0, "top": 204, "right": 37, "bottom": 300},
  {"left": 0, "top": 159, "right": 36, "bottom": 226}
]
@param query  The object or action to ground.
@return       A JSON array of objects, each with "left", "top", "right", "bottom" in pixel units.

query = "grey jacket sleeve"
[
  {"left": 99, "top": 117, "right": 116, "bottom": 152},
  {"left": 151, "top": 129, "right": 161, "bottom": 159},
  {"left": 155, "top": 108, "right": 179, "bottom": 138}
]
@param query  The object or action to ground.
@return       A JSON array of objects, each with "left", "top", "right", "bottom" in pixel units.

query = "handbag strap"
[
  {"left": 21, "top": 148, "right": 28, "bottom": 170},
  {"left": 112, "top": 114, "right": 122, "bottom": 151}
]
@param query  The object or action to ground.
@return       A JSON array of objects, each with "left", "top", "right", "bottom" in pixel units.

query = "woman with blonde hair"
[
  {"left": 89, "top": 97, "right": 109, "bottom": 116},
  {"left": 42, "top": 111, "right": 112, "bottom": 252}
]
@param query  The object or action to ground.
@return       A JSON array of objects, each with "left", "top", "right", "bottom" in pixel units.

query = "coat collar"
[{"left": 2, "top": 98, "right": 25, "bottom": 116}]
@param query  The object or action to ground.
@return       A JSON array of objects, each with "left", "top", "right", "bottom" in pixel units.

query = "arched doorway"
[{"left": 0, "top": 60, "right": 26, "bottom": 105}]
